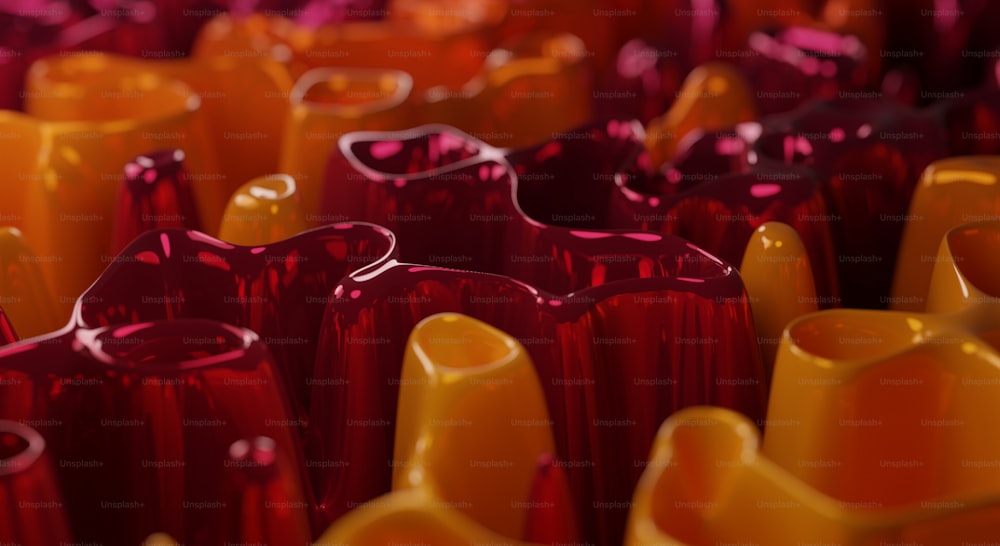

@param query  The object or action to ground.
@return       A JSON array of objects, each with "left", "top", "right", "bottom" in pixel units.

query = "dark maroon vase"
[
  {"left": 76, "top": 224, "right": 399, "bottom": 424},
  {"left": 0, "top": 319, "right": 309, "bottom": 545},
  {"left": 756, "top": 97, "right": 949, "bottom": 308},
  {"left": 307, "top": 238, "right": 767, "bottom": 546}
]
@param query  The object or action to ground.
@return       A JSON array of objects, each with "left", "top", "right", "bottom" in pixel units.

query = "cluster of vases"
[{"left": 2, "top": 1, "right": 1000, "bottom": 545}]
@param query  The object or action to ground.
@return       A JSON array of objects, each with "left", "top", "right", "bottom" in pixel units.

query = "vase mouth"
[
  {"left": 942, "top": 222, "right": 1000, "bottom": 304},
  {"left": 0, "top": 419, "right": 46, "bottom": 478},
  {"left": 410, "top": 313, "right": 520, "bottom": 374},
  {"left": 339, "top": 124, "right": 496, "bottom": 181},
  {"left": 75, "top": 319, "right": 259, "bottom": 373},
  {"left": 24, "top": 56, "right": 199, "bottom": 130},
  {"left": 647, "top": 408, "right": 759, "bottom": 533},
  {"left": 290, "top": 67, "right": 413, "bottom": 116},
  {"left": 783, "top": 309, "right": 952, "bottom": 367}
]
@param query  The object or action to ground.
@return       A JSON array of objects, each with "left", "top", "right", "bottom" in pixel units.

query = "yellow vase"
[
  {"left": 625, "top": 407, "right": 1000, "bottom": 546},
  {"left": 0, "top": 72, "right": 214, "bottom": 318},
  {"left": 24, "top": 51, "right": 295, "bottom": 231},
  {"left": 739, "top": 222, "right": 819, "bottom": 375},
  {"left": 217, "top": 174, "right": 308, "bottom": 246},
  {"left": 279, "top": 67, "right": 414, "bottom": 217},
  {"left": 417, "top": 31, "right": 592, "bottom": 147},
  {"left": 644, "top": 62, "right": 757, "bottom": 171},
  {"left": 317, "top": 313, "right": 561, "bottom": 544},
  {"left": 891, "top": 157, "right": 1000, "bottom": 311},
  {"left": 924, "top": 220, "right": 1000, "bottom": 315}
]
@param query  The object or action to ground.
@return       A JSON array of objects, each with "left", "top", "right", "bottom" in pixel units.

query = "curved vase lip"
[
  {"left": 337, "top": 120, "right": 824, "bottom": 234},
  {"left": 71, "top": 222, "right": 400, "bottom": 328},
  {"left": 409, "top": 313, "right": 522, "bottom": 376},
  {"left": 940, "top": 221, "right": 1000, "bottom": 303},
  {"left": 337, "top": 253, "right": 744, "bottom": 323},
  {"left": 73, "top": 318, "right": 264, "bottom": 373},
  {"left": 779, "top": 307, "right": 998, "bottom": 374},
  {"left": 21, "top": 59, "right": 200, "bottom": 126},
  {"left": 1, "top": 90, "right": 198, "bottom": 140},
  {"left": 0, "top": 419, "right": 46, "bottom": 478},
  {"left": 290, "top": 66, "right": 414, "bottom": 117},
  {"left": 638, "top": 407, "right": 1000, "bottom": 538}
]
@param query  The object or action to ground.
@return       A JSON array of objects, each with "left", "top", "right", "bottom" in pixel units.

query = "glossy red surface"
[
  {"left": 0, "top": 319, "right": 308, "bottom": 545},
  {"left": 76, "top": 224, "right": 399, "bottom": 422},
  {"left": 307, "top": 247, "right": 766, "bottom": 545},
  {"left": 112, "top": 149, "right": 202, "bottom": 254},
  {"left": 0, "top": 419, "right": 72, "bottom": 546}
]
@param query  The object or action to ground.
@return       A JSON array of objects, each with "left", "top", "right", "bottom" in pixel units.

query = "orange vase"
[
  {"left": 1, "top": 71, "right": 216, "bottom": 319},
  {"left": 24, "top": 51, "right": 295, "bottom": 231}
]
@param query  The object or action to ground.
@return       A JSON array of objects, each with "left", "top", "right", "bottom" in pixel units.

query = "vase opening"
[
  {"left": 412, "top": 314, "right": 518, "bottom": 372},
  {"left": 293, "top": 68, "right": 413, "bottom": 115},
  {"left": 82, "top": 321, "right": 253, "bottom": 372},
  {"left": 0, "top": 420, "right": 45, "bottom": 477}
]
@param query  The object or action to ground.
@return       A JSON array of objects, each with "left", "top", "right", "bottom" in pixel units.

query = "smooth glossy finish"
[
  {"left": 309, "top": 248, "right": 766, "bottom": 545},
  {"left": 0, "top": 420, "right": 72, "bottom": 546},
  {"left": 891, "top": 156, "right": 1000, "bottom": 311},
  {"left": 25, "top": 52, "right": 295, "bottom": 226},
  {"left": 764, "top": 221, "right": 1000, "bottom": 508},
  {"left": 218, "top": 174, "right": 308, "bottom": 245},
  {"left": 644, "top": 62, "right": 756, "bottom": 170},
  {"left": 76, "top": 224, "right": 399, "bottom": 423},
  {"left": 317, "top": 313, "right": 573, "bottom": 545},
  {"left": 757, "top": 98, "right": 949, "bottom": 308},
  {"left": 625, "top": 407, "right": 1000, "bottom": 545},
  {"left": 739, "top": 222, "right": 818, "bottom": 375},
  {"left": 2, "top": 71, "right": 216, "bottom": 318},
  {"left": 112, "top": 149, "right": 202, "bottom": 254},
  {"left": 0, "top": 319, "right": 306, "bottom": 545}
]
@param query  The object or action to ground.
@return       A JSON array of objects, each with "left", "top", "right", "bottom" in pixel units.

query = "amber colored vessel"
[
  {"left": 764, "top": 221, "right": 1000, "bottom": 509},
  {"left": 891, "top": 156, "right": 1000, "bottom": 311},
  {"left": 739, "top": 222, "right": 818, "bottom": 375},
  {"left": 416, "top": 31, "right": 593, "bottom": 148},
  {"left": 1, "top": 71, "right": 216, "bottom": 318},
  {"left": 217, "top": 174, "right": 308, "bottom": 245},
  {"left": 625, "top": 407, "right": 1000, "bottom": 545},
  {"left": 644, "top": 62, "right": 756, "bottom": 170},
  {"left": 25, "top": 51, "right": 293, "bottom": 231}
]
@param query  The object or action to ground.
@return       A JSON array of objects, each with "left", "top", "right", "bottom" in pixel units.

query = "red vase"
[
  {"left": 307, "top": 246, "right": 766, "bottom": 545},
  {"left": 0, "top": 319, "right": 308, "bottom": 545},
  {"left": 76, "top": 224, "right": 399, "bottom": 424},
  {"left": 756, "top": 97, "right": 949, "bottom": 308},
  {"left": 0, "top": 419, "right": 73, "bottom": 546},
  {"left": 112, "top": 149, "right": 203, "bottom": 255}
]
